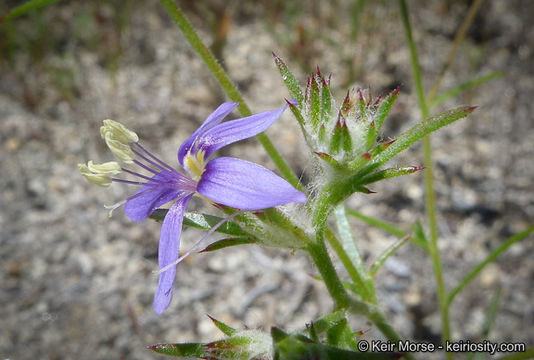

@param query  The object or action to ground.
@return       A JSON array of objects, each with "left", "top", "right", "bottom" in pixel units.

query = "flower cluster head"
[
  {"left": 79, "top": 102, "right": 306, "bottom": 313},
  {"left": 273, "top": 54, "right": 432, "bottom": 201},
  {"left": 281, "top": 64, "right": 401, "bottom": 171}
]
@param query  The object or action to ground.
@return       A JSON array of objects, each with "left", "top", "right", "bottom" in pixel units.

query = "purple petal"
[
  {"left": 194, "top": 104, "right": 288, "bottom": 159},
  {"left": 124, "top": 171, "right": 182, "bottom": 222},
  {"left": 178, "top": 102, "right": 239, "bottom": 166},
  {"left": 197, "top": 157, "right": 307, "bottom": 210},
  {"left": 153, "top": 195, "right": 192, "bottom": 314}
]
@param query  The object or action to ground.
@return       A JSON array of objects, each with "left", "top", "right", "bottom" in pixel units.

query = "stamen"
[
  {"left": 121, "top": 167, "right": 168, "bottom": 184},
  {"left": 111, "top": 178, "right": 160, "bottom": 186},
  {"left": 104, "top": 200, "right": 127, "bottom": 217},
  {"left": 131, "top": 150, "right": 175, "bottom": 177},
  {"left": 155, "top": 210, "right": 245, "bottom": 275},
  {"left": 133, "top": 143, "right": 176, "bottom": 172}
]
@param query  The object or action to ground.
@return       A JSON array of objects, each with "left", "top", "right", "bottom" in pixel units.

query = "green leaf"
[
  {"left": 448, "top": 225, "right": 534, "bottom": 305},
  {"left": 321, "top": 77, "right": 332, "bottom": 123},
  {"left": 148, "top": 342, "right": 205, "bottom": 357},
  {"left": 329, "top": 117, "right": 344, "bottom": 155},
  {"left": 374, "top": 86, "right": 400, "bottom": 134},
  {"left": 333, "top": 205, "right": 368, "bottom": 283},
  {"left": 206, "top": 314, "right": 237, "bottom": 336},
  {"left": 200, "top": 237, "right": 255, "bottom": 252},
  {"left": 481, "top": 288, "right": 501, "bottom": 340},
  {"left": 359, "top": 166, "right": 425, "bottom": 186},
  {"left": 326, "top": 318, "right": 358, "bottom": 350},
  {"left": 353, "top": 105, "right": 476, "bottom": 177},
  {"left": 347, "top": 210, "right": 406, "bottom": 238},
  {"left": 430, "top": 71, "right": 504, "bottom": 109},
  {"left": 410, "top": 221, "right": 429, "bottom": 251},
  {"left": 273, "top": 53, "right": 304, "bottom": 105},
  {"left": 366, "top": 121, "right": 377, "bottom": 151},
  {"left": 150, "top": 210, "right": 247, "bottom": 236},
  {"left": 273, "top": 328, "right": 401, "bottom": 360},
  {"left": 287, "top": 99, "right": 306, "bottom": 128},
  {"left": 369, "top": 234, "right": 411, "bottom": 277},
  {"left": 471, "top": 288, "right": 501, "bottom": 360},
  {"left": 315, "top": 152, "right": 343, "bottom": 170},
  {"left": 310, "top": 311, "right": 348, "bottom": 335},
  {"left": 310, "top": 77, "right": 321, "bottom": 129},
  {"left": 0, "top": 0, "right": 62, "bottom": 23}
]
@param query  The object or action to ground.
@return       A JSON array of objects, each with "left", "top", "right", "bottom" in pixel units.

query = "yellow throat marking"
[{"left": 184, "top": 150, "right": 206, "bottom": 181}]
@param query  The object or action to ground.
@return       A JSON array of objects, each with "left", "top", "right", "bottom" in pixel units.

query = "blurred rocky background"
[{"left": 0, "top": 0, "right": 532, "bottom": 359}]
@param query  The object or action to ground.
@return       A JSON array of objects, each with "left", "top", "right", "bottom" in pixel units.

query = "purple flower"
[{"left": 79, "top": 102, "right": 307, "bottom": 313}]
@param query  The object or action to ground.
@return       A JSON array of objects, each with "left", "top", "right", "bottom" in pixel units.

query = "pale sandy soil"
[{"left": 1, "top": 1, "right": 532, "bottom": 359}]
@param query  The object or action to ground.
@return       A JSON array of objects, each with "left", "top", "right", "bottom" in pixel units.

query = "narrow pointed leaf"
[
  {"left": 321, "top": 79, "right": 332, "bottom": 122},
  {"left": 274, "top": 330, "right": 402, "bottom": 360},
  {"left": 359, "top": 166, "right": 425, "bottom": 186},
  {"left": 448, "top": 225, "right": 534, "bottom": 305},
  {"left": 150, "top": 210, "right": 247, "bottom": 236},
  {"left": 206, "top": 314, "right": 237, "bottom": 336},
  {"left": 356, "top": 105, "right": 475, "bottom": 178},
  {"left": 273, "top": 54, "right": 304, "bottom": 105},
  {"left": 200, "top": 237, "right": 255, "bottom": 252},
  {"left": 329, "top": 117, "right": 344, "bottom": 154},
  {"left": 341, "top": 122, "right": 352, "bottom": 153},
  {"left": 411, "top": 221, "right": 429, "bottom": 251},
  {"left": 1, "top": 0, "right": 62, "bottom": 23},
  {"left": 326, "top": 318, "right": 358, "bottom": 350},
  {"left": 369, "top": 234, "right": 411, "bottom": 277},
  {"left": 374, "top": 86, "right": 400, "bottom": 133},
  {"left": 334, "top": 205, "right": 367, "bottom": 279},
  {"left": 358, "top": 89, "right": 368, "bottom": 118},
  {"left": 315, "top": 152, "right": 342, "bottom": 169},
  {"left": 318, "top": 124, "right": 327, "bottom": 143},
  {"left": 366, "top": 121, "right": 377, "bottom": 151},
  {"left": 480, "top": 288, "right": 501, "bottom": 339},
  {"left": 271, "top": 326, "right": 290, "bottom": 343},
  {"left": 286, "top": 99, "right": 305, "bottom": 127},
  {"left": 347, "top": 209, "right": 406, "bottom": 238},
  {"left": 310, "top": 77, "right": 321, "bottom": 129},
  {"left": 430, "top": 71, "right": 504, "bottom": 109},
  {"left": 148, "top": 343, "right": 206, "bottom": 357},
  {"left": 310, "top": 311, "right": 347, "bottom": 335}
]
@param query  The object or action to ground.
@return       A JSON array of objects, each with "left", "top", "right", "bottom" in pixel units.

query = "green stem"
[
  {"left": 325, "top": 229, "right": 372, "bottom": 301},
  {"left": 158, "top": 0, "right": 302, "bottom": 190},
  {"left": 399, "top": 1, "right": 451, "bottom": 357},
  {"left": 349, "top": 299, "right": 416, "bottom": 360},
  {"left": 0, "top": 0, "right": 62, "bottom": 23},
  {"left": 427, "top": 0, "right": 485, "bottom": 102},
  {"left": 307, "top": 235, "right": 350, "bottom": 310}
]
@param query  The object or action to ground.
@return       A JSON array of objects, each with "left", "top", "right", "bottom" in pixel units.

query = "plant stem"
[
  {"left": 325, "top": 228, "right": 372, "bottom": 301},
  {"left": 350, "top": 299, "right": 416, "bottom": 360},
  {"left": 158, "top": 0, "right": 302, "bottom": 190},
  {"left": 427, "top": 0, "right": 485, "bottom": 102},
  {"left": 307, "top": 236, "right": 350, "bottom": 310},
  {"left": 398, "top": 1, "right": 451, "bottom": 357}
]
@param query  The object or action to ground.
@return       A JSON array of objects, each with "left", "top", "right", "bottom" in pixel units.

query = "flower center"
[{"left": 183, "top": 150, "right": 206, "bottom": 181}]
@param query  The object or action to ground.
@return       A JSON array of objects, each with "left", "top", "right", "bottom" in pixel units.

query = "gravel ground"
[{"left": 1, "top": 1, "right": 532, "bottom": 359}]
